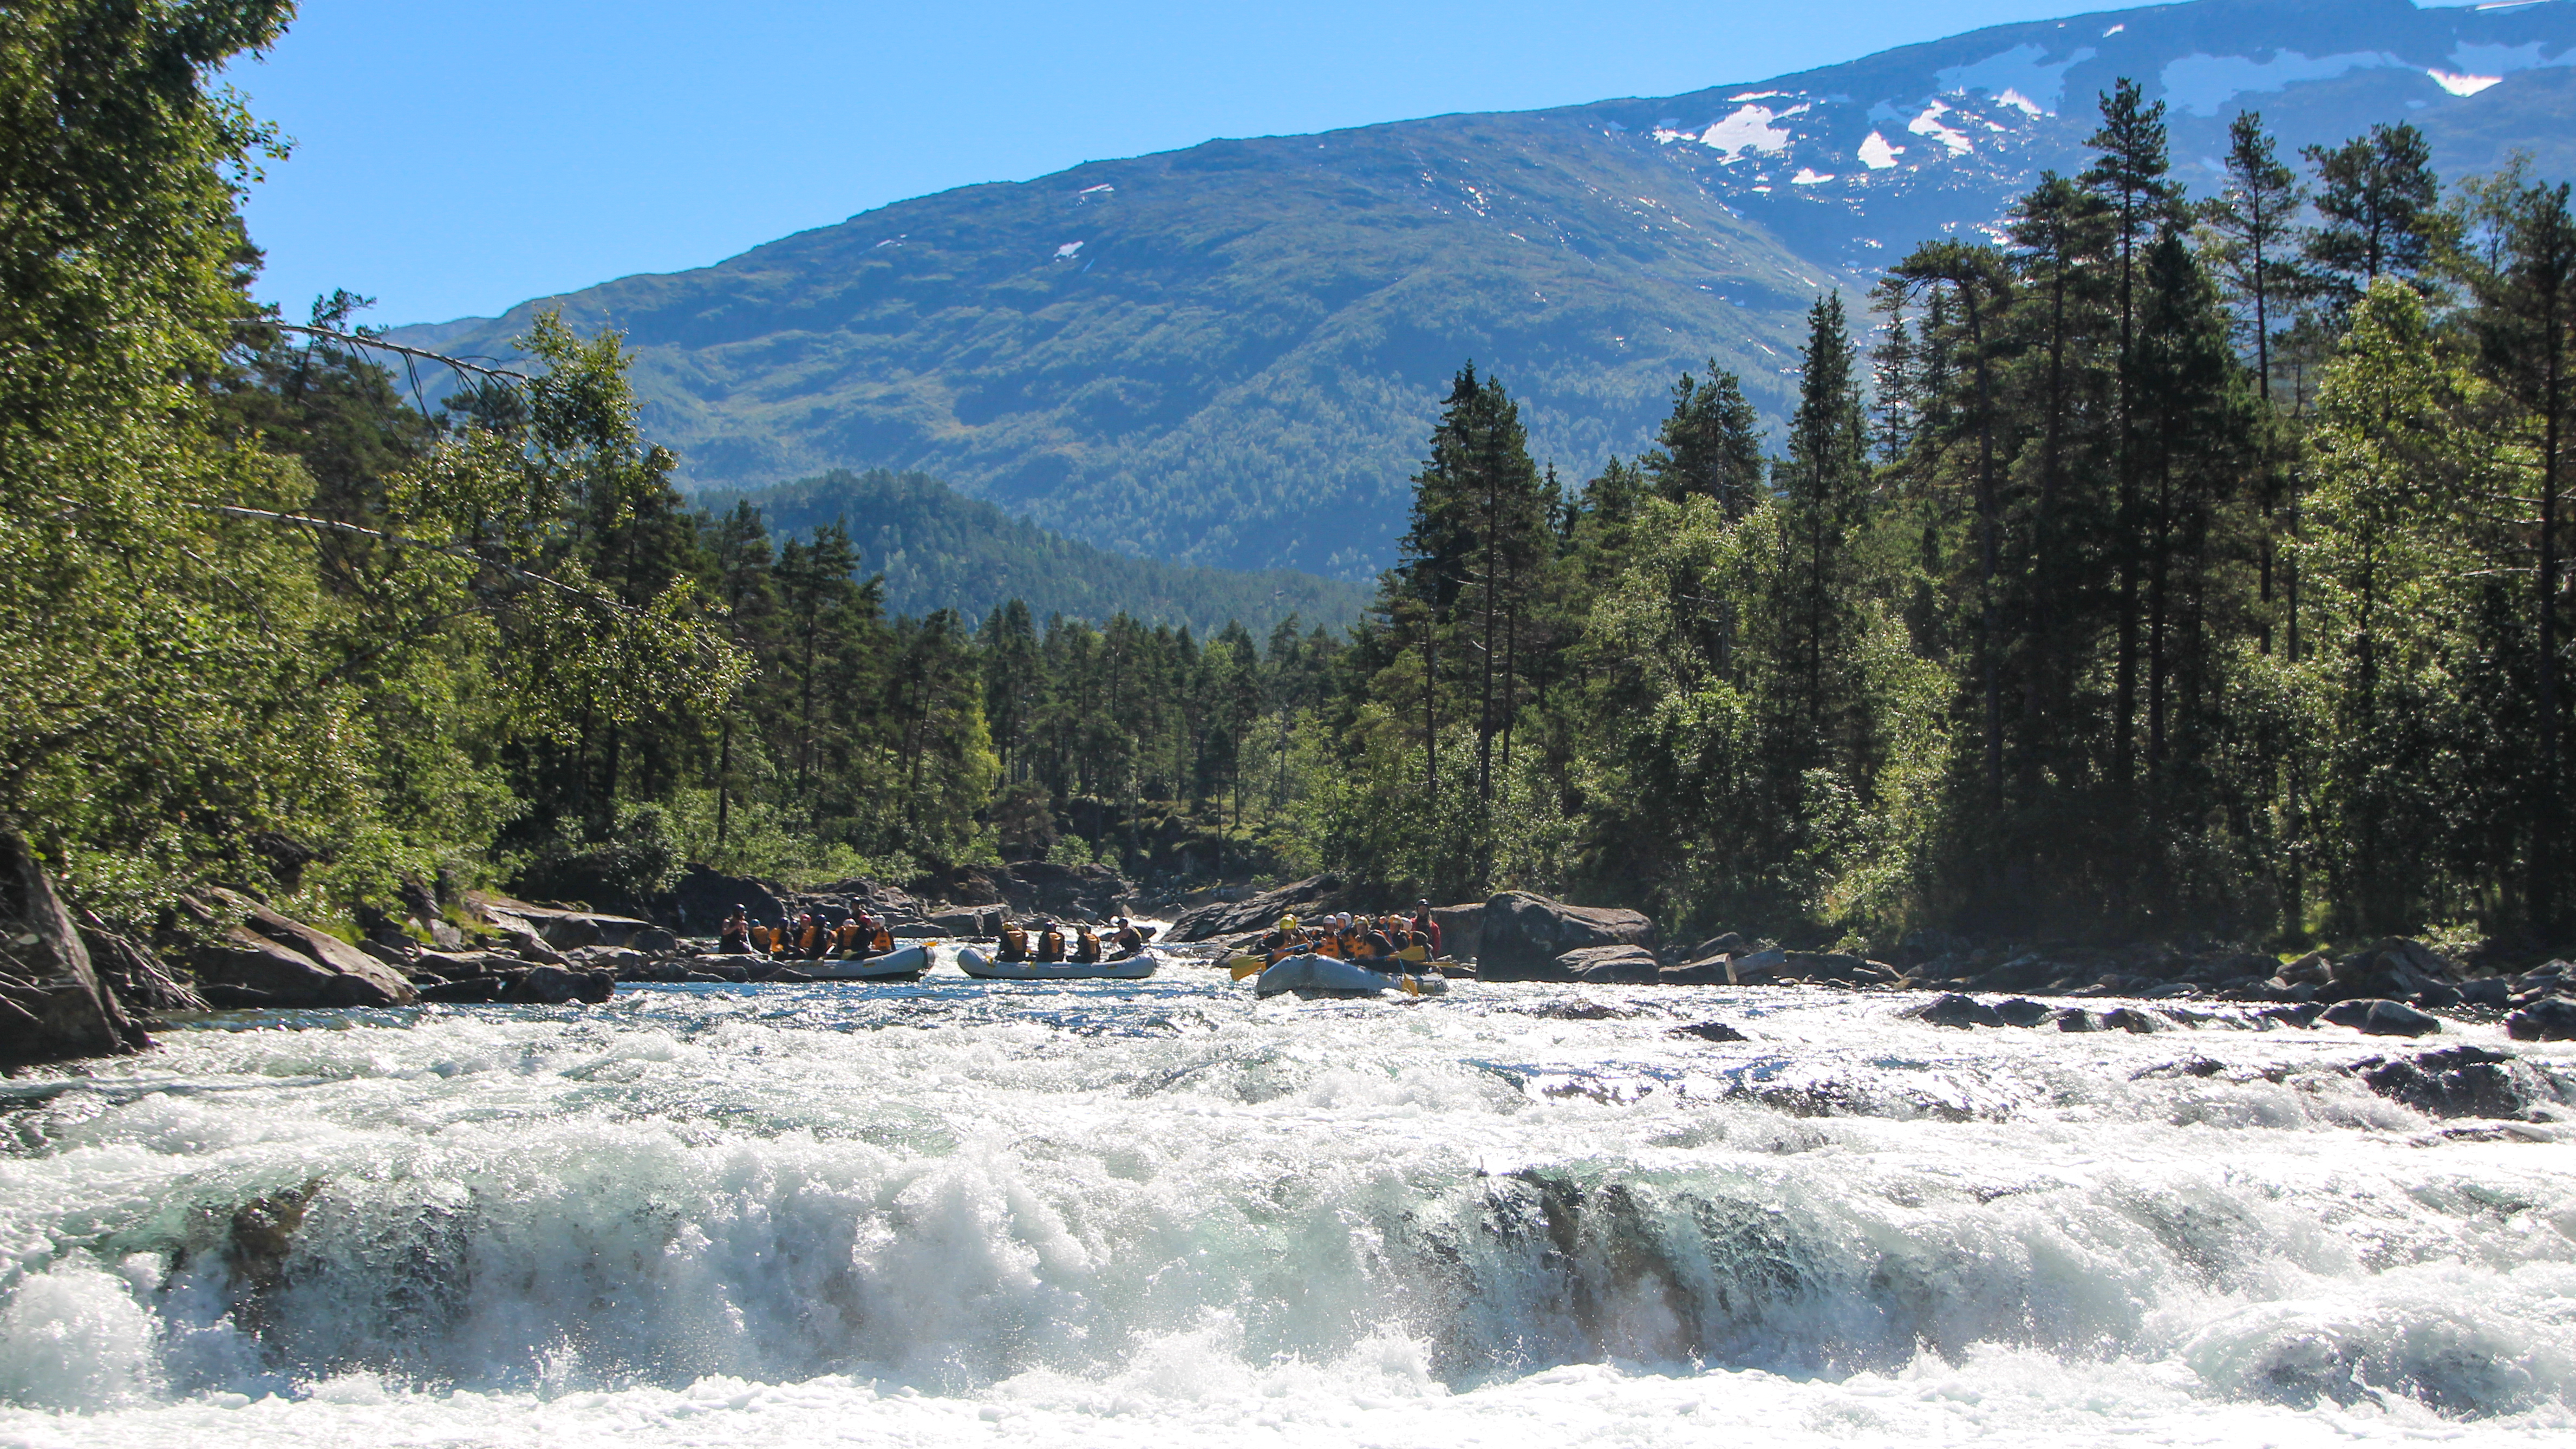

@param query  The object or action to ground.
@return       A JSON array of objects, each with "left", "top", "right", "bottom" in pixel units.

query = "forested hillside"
[
  {"left": 8, "top": 0, "right": 2573, "bottom": 965},
  {"left": 704, "top": 469, "right": 1364, "bottom": 634},
  {"left": 394, "top": 0, "right": 2576, "bottom": 577}
]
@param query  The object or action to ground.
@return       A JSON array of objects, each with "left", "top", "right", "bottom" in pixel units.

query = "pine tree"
[
  {"left": 2304, "top": 123, "right": 2442, "bottom": 304},
  {"left": 1645, "top": 364, "right": 1766, "bottom": 518},
  {"left": 2085, "top": 78, "right": 2176, "bottom": 791}
]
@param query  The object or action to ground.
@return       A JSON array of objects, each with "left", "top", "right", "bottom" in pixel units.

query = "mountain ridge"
[{"left": 393, "top": 0, "right": 2576, "bottom": 578}]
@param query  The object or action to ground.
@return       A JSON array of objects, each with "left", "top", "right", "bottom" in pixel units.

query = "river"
[{"left": 1, "top": 960, "right": 2571, "bottom": 1446}]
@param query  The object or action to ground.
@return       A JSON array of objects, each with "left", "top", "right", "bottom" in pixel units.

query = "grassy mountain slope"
[
  {"left": 402, "top": 110, "right": 1839, "bottom": 578},
  {"left": 396, "top": 0, "right": 2576, "bottom": 578},
  {"left": 707, "top": 469, "right": 1367, "bottom": 634}
]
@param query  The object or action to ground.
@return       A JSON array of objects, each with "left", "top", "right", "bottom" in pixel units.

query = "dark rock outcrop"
[
  {"left": 0, "top": 831, "right": 147, "bottom": 1062},
  {"left": 1429, "top": 903, "right": 1483, "bottom": 960},
  {"left": 1170, "top": 875, "right": 1346, "bottom": 941},
  {"left": 1658, "top": 957, "right": 1735, "bottom": 985},
  {"left": 2357, "top": 1045, "right": 2562, "bottom": 1119},
  {"left": 2320, "top": 998, "right": 2442, "bottom": 1037},
  {"left": 76, "top": 909, "right": 205, "bottom": 1014},
  {"left": 181, "top": 890, "right": 415, "bottom": 1009},
  {"left": 673, "top": 865, "right": 786, "bottom": 935},
  {"left": 1994, "top": 997, "right": 2053, "bottom": 1027},
  {"left": 1909, "top": 993, "right": 2004, "bottom": 1028},
  {"left": 1672, "top": 1020, "right": 1748, "bottom": 1043},
  {"left": 1476, "top": 892, "right": 1656, "bottom": 982},
  {"left": 2508, "top": 998, "right": 2576, "bottom": 1041},
  {"left": 1560, "top": 944, "right": 1661, "bottom": 984},
  {"left": 472, "top": 896, "right": 677, "bottom": 953}
]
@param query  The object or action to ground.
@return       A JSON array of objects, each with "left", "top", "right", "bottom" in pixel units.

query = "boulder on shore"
[
  {"left": 182, "top": 889, "right": 415, "bottom": 1009},
  {"left": 673, "top": 865, "right": 786, "bottom": 936},
  {"left": 471, "top": 895, "right": 677, "bottom": 954},
  {"left": 1659, "top": 957, "right": 1734, "bottom": 985},
  {"left": 1170, "top": 876, "right": 1347, "bottom": 942},
  {"left": 1558, "top": 944, "right": 1661, "bottom": 984},
  {"left": 0, "top": 831, "right": 147, "bottom": 1062},
  {"left": 1476, "top": 892, "right": 1656, "bottom": 982}
]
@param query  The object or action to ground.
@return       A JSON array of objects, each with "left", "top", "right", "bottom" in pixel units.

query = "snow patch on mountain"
[
  {"left": 2428, "top": 69, "right": 2505, "bottom": 96},
  {"left": 1907, "top": 100, "right": 1974, "bottom": 156},
  {"left": 1857, "top": 131, "right": 1905, "bottom": 169},
  {"left": 1791, "top": 167, "right": 1837, "bottom": 185},
  {"left": 2159, "top": 51, "right": 2403, "bottom": 116},
  {"left": 1933, "top": 43, "right": 2096, "bottom": 114},
  {"left": 1699, "top": 103, "right": 1801, "bottom": 156}
]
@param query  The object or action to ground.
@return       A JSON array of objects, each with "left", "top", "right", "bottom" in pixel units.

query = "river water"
[{"left": 2, "top": 959, "right": 2572, "bottom": 1447}]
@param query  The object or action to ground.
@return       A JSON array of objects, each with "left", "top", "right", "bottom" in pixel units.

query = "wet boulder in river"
[
  {"left": 2320, "top": 998, "right": 2442, "bottom": 1037},
  {"left": 1909, "top": 993, "right": 2004, "bottom": 1028},
  {"left": 2507, "top": 997, "right": 2576, "bottom": 1041}
]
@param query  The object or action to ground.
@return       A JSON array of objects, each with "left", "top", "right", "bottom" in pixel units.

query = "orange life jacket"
[
  {"left": 1036, "top": 930, "right": 1066, "bottom": 962},
  {"left": 1000, "top": 924, "right": 1029, "bottom": 960}
]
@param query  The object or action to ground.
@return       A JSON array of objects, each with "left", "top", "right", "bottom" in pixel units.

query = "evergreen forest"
[{"left": 8, "top": 3, "right": 2573, "bottom": 957}]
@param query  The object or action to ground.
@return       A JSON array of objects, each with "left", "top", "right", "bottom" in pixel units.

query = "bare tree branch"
[{"left": 234, "top": 321, "right": 531, "bottom": 383}]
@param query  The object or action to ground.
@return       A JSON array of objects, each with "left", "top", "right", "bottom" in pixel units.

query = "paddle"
[
  {"left": 1228, "top": 955, "right": 1267, "bottom": 981},
  {"left": 1395, "top": 974, "right": 1420, "bottom": 997}
]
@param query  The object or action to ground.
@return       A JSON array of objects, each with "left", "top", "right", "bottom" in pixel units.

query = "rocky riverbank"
[{"left": 12, "top": 842, "right": 2576, "bottom": 1065}]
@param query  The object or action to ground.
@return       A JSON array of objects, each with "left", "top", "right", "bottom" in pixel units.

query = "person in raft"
[
  {"left": 1072, "top": 922, "right": 1103, "bottom": 964},
  {"left": 996, "top": 919, "right": 1032, "bottom": 962},
  {"left": 1034, "top": 920, "right": 1068, "bottom": 963},
  {"left": 718, "top": 908, "right": 750, "bottom": 954},
  {"left": 1410, "top": 900, "right": 1443, "bottom": 954},
  {"left": 1110, "top": 917, "right": 1146, "bottom": 959},
  {"left": 1257, "top": 915, "right": 1302, "bottom": 957}
]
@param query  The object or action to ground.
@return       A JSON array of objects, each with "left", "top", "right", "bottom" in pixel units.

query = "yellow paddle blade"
[
  {"left": 1398, "top": 974, "right": 1420, "bottom": 996},
  {"left": 1228, "top": 955, "right": 1267, "bottom": 980},
  {"left": 1398, "top": 944, "right": 1428, "bottom": 962}
]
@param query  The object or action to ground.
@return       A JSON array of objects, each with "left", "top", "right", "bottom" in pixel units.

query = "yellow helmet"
[{"left": 1280, "top": 914, "right": 1299, "bottom": 932}]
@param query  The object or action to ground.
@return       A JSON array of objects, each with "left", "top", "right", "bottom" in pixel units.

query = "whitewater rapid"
[{"left": 1, "top": 961, "right": 2572, "bottom": 1447}]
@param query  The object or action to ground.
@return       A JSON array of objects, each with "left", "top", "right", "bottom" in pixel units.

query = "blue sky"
[{"left": 225, "top": 0, "right": 2459, "bottom": 328}]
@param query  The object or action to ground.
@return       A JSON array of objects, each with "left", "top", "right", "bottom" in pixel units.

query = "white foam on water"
[{"left": 0, "top": 980, "right": 2568, "bottom": 1445}]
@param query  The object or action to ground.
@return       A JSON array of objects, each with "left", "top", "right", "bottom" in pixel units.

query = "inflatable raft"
[
  {"left": 799, "top": 943, "right": 931, "bottom": 981},
  {"left": 1253, "top": 952, "right": 1449, "bottom": 998},
  {"left": 956, "top": 945, "right": 1159, "bottom": 980}
]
